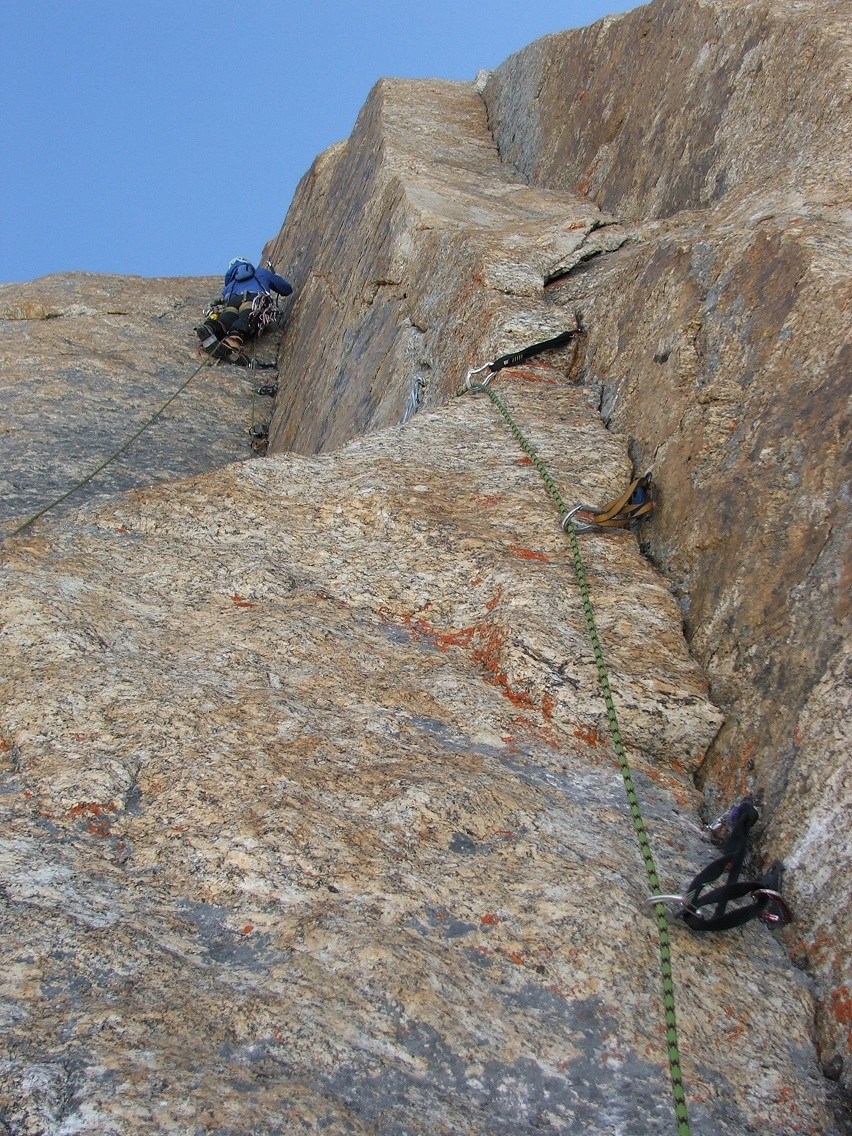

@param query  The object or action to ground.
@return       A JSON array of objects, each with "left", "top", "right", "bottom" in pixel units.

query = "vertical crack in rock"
[{"left": 481, "top": 0, "right": 852, "bottom": 1095}]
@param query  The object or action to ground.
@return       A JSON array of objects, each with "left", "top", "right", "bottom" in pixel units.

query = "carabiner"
[
  {"left": 561, "top": 504, "right": 605, "bottom": 534},
  {"left": 752, "top": 889, "right": 794, "bottom": 925},
  {"left": 645, "top": 894, "right": 699, "bottom": 915},
  {"left": 465, "top": 362, "right": 494, "bottom": 392}
]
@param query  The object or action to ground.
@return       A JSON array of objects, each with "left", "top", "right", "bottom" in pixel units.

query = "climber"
[{"left": 196, "top": 258, "right": 293, "bottom": 362}]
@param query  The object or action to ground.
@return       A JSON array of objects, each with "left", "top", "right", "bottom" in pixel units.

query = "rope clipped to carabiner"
[
  {"left": 460, "top": 316, "right": 585, "bottom": 394},
  {"left": 561, "top": 474, "right": 656, "bottom": 533},
  {"left": 456, "top": 338, "right": 689, "bottom": 1135},
  {"left": 458, "top": 322, "right": 655, "bottom": 536}
]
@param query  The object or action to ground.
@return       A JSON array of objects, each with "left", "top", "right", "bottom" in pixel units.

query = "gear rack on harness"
[
  {"left": 197, "top": 292, "right": 283, "bottom": 365},
  {"left": 196, "top": 258, "right": 293, "bottom": 366}
]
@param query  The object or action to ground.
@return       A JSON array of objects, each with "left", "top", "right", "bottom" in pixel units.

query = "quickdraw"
[
  {"left": 460, "top": 326, "right": 656, "bottom": 537},
  {"left": 463, "top": 320, "right": 586, "bottom": 386},
  {"left": 648, "top": 800, "right": 793, "bottom": 932},
  {"left": 247, "top": 291, "right": 283, "bottom": 338},
  {"left": 458, "top": 330, "right": 796, "bottom": 1134},
  {"left": 561, "top": 473, "right": 655, "bottom": 533}
]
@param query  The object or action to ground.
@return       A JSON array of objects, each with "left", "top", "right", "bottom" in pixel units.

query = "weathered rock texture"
[
  {"left": 0, "top": 372, "right": 838, "bottom": 1134},
  {"left": 482, "top": 0, "right": 852, "bottom": 1084},
  {"left": 0, "top": 273, "right": 275, "bottom": 537},
  {"left": 1, "top": 0, "right": 851, "bottom": 1132},
  {"left": 261, "top": 0, "right": 852, "bottom": 1094},
  {"left": 262, "top": 79, "right": 619, "bottom": 454}
]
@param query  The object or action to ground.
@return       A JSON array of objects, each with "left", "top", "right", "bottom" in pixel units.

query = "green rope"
[
  {"left": 5, "top": 353, "right": 215, "bottom": 540},
  {"left": 248, "top": 343, "right": 259, "bottom": 433},
  {"left": 461, "top": 378, "right": 691, "bottom": 1136}
]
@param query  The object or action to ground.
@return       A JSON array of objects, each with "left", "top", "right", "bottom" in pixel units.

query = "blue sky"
[{"left": 2, "top": 1, "right": 638, "bottom": 284}]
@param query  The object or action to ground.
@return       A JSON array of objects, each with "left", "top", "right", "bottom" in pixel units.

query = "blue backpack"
[{"left": 233, "top": 262, "right": 255, "bottom": 284}]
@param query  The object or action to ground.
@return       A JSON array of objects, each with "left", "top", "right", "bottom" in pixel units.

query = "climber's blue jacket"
[{"left": 222, "top": 261, "right": 293, "bottom": 301}]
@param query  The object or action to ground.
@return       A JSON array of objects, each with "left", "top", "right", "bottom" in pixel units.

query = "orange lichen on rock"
[
  {"left": 507, "top": 545, "right": 551, "bottom": 562},
  {"left": 574, "top": 723, "right": 606, "bottom": 748},
  {"left": 384, "top": 603, "right": 556, "bottom": 724},
  {"left": 828, "top": 987, "right": 852, "bottom": 1046},
  {"left": 395, "top": 611, "right": 477, "bottom": 652},
  {"left": 642, "top": 764, "right": 690, "bottom": 807},
  {"left": 484, "top": 587, "right": 503, "bottom": 612},
  {"left": 67, "top": 801, "right": 117, "bottom": 838},
  {"left": 470, "top": 623, "right": 538, "bottom": 711},
  {"left": 67, "top": 802, "right": 116, "bottom": 818},
  {"left": 508, "top": 363, "right": 557, "bottom": 384}
]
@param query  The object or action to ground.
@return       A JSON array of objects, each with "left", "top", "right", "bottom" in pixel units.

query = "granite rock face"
[
  {"left": 262, "top": 78, "right": 618, "bottom": 455},
  {"left": 0, "top": 272, "right": 274, "bottom": 537},
  {"left": 261, "top": 0, "right": 852, "bottom": 1094},
  {"left": 484, "top": 0, "right": 850, "bottom": 222},
  {"left": 0, "top": 372, "right": 838, "bottom": 1134},
  {"left": 483, "top": 0, "right": 852, "bottom": 1082},
  {"left": 1, "top": 0, "right": 851, "bottom": 1132}
]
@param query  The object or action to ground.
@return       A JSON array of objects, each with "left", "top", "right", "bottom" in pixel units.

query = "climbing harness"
[
  {"left": 647, "top": 800, "right": 793, "bottom": 931},
  {"left": 458, "top": 330, "right": 689, "bottom": 1135},
  {"left": 194, "top": 259, "right": 288, "bottom": 450},
  {"left": 197, "top": 261, "right": 286, "bottom": 365},
  {"left": 197, "top": 293, "right": 281, "bottom": 364}
]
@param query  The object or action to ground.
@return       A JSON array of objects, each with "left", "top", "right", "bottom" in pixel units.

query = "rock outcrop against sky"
[{"left": 2, "top": 0, "right": 851, "bottom": 1133}]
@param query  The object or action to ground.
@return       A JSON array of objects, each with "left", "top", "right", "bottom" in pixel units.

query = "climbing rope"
[
  {"left": 458, "top": 346, "right": 690, "bottom": 1136},
  {"left": 7, "top": 257, "right": 291, "bottom": 538},
  {"left": 5, "top": 353, "right": 216, "bottom": 540},
  {"left": 5, "top": 277, "right": 289, "bottom": 540}
]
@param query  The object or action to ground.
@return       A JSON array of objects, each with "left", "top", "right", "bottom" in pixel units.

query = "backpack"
[{"left": 233, "top": 262, "right": 255, "bottom": 284}]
